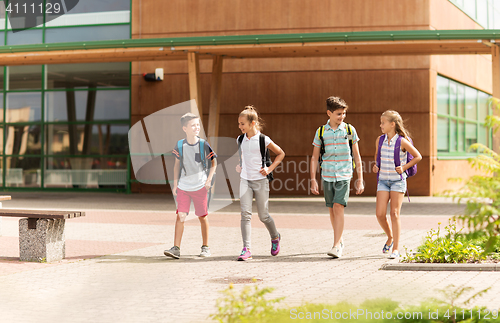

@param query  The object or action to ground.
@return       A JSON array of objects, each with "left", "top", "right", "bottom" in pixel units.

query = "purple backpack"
[{"left": 376, "top": 135, "right": 417, "bottom": 180}]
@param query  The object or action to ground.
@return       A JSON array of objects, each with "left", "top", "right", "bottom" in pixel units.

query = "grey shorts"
[{"left": 323, "top": 180, "right": 350, "bottom": 208}]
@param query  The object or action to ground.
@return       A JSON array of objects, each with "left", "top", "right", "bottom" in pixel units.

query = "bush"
[
  {"left": 447, "top": 98, "right": 500, "bottom": 254},
  {"left": 211, "top": 284, "right": 498, "bottom": 322},
  {"left": 402, "top": 219, "right": 485, "bottom": 263}
]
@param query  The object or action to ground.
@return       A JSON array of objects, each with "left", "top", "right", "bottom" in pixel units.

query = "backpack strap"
[
  {"left": 199, "top": 138, "right": 208, "bottom": 173},
  {"left": 394, "top": 136, "right": 403, "bottom": 180},
  {"left": 345, "top": 123, "right": 355, "bottom": 169},
  {"left": 176, "top": 139, "right": 186, "bottom": 179},
  {"left": 318, "top": 126, "right": 325, "bottom": 167},
  {"left": 376, "top": 135, "right": 385, "bottom": 181},
  {"left": 259, "top": 133, "right": 266, "bottom": 169},
  {"left": 237, "top": 134, "right": 245, "bottom": 167}
]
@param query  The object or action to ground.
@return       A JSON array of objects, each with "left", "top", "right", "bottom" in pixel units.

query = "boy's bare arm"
[
  {"left": 206, "top": 158, "right": 217, "bottom": 190},
  {"left": 173, "top": 158, "right": 180, "bottom": 196},
  {"left": 352, "top": 142, "right": 364, "bottom": 195},
  {"left": 310, "top": 146, "right": 320, "bottom": 195}
]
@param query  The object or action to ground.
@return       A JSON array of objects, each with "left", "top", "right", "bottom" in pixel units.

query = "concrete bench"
[{"left": 0, "top": 210, "right": 85, "bottom": 262}]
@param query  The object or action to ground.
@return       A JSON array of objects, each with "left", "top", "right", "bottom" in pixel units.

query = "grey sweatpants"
[{"left": 240, "top": 178, "right": 279, "bottom": 249}]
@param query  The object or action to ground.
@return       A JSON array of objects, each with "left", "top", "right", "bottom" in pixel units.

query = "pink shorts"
[{"left": 176, "top": 187, "right": 208, "bottom": 217}]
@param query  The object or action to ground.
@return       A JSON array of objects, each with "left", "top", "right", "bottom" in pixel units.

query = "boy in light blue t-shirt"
[{"left": 310, "top": 96, "right": 364, "bottom": 259}]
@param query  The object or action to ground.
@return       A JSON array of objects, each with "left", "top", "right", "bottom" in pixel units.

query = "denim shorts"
[{"left": 377, "top": 179, "right": 407, "bottom": 193}]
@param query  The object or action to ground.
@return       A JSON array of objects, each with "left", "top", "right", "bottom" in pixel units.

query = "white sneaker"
[
  {"left": 200, "top": 246, "right": 211, "bottom": 257},
  {"left": 327, "top": 245, "right": 343, "bottom": 258},
  {"left": 388, "top": 250, "right": 400, "bottom": 259}
]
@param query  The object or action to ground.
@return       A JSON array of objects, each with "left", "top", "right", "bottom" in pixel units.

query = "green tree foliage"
[{"left": 449, "top": 98, "right": 500, "bottom": 253}]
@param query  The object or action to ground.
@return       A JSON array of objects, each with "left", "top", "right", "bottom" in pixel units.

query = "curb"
[{"left": 380, "top": 263, "right": 500, "bottom": 272}]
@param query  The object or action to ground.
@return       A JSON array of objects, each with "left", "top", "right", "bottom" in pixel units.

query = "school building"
[{"left": 0, "top": 0, "right": 498, "bottom": 196}]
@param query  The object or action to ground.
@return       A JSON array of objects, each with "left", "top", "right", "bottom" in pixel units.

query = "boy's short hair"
[
  {"left": 180, "top": 113, "right": 199, "bottom": 127},
  {"left": 326, "top": 96, "right": 348, "bottom": 112}
]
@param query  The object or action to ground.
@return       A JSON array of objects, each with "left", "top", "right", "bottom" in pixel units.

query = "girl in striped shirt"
[{"left": 372, "top": 110, "right": 422, "bottom": 259}]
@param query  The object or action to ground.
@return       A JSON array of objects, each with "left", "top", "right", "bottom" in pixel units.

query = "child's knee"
[
  {"left": 390, "top": 210, "right": 400, "bottom": 218},
  {"left": 177, "top": 212, "right": 188, "bottom": 222}
]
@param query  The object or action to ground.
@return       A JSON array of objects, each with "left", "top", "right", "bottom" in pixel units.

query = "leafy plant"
[
  {"left": 210, "top": 281, "right": 284, "bottom": 323},
  {"left": 211, "top": 283, "right": 499, "bottom": 322},
  {"left": 444, "top": 97, "right": 500, "bottom": 254},
  {"left": 402, "top": 219, "right": 486, "bottom": 263}
]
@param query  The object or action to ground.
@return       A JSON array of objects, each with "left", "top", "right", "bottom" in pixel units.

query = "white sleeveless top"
[{"left": 379, "top": 134, "right": 407, "bottom": 181}]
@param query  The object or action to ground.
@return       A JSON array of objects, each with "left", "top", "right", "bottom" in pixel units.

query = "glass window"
[
  {"left": 6, "top": 29, "right": 43, "bottom": 45},
  {"left": 465, "top": 87, "right": 477, "bottom": 121},
  {"left": 477, "top": 0, "right": 488, "bottom": 26},
  {"left": 7, "top": 65, "right": 42, "bottom": 90},
  {"left": 6, "top": 92, "right": 42, "bottom": 122},
  {"left": 457, "top": 84, "right": 465, "bottom": 118},
  {"left": 449, "top": 82, "right": 457, "bottom": 117},
  {"left": 450, "top": 120, "right": 457, "bottom": 152},
  {"left": 464, "top": 0, "right": 477, "bottom": 19},
  {"left": 437, "top": 75, "right": 492, "bottom": 156},
  {"left": 0, "top": 93, "right": 4, "bottom": 122},
  {"left": 5, "top": 125, "right": 41, "bottom": 155},
  {"left": 458, "top": 121, "right": 465, "bottom": 152},
  {"left": 45, "top": 90, "right": 129, "bottom": 122},
  {"left": 478, "top": 125, "right": 489, "bottom": 148},
  {"left": 438, "top": 117, "right": 449, "bottom": 152},
  {"left": 45, "top": 24, "right": 130, "bottom": 43},
  {"left": 495, "top": 4, "right": 500, "bottom": 29},
  {"left": 44, "top": 157, "right": 127, "bottom": 188},
  {"left": 46, "top": 124, "right": 129, "bottom": 155},
  {"left": 46, "top": 63, "right": 130, "bottom": 89},
  {"left": 466, "top": 123, "right": 477, "bottom": 148},
  {"left": 478, "top": 91, "right": 489, "bottom": 122},
  {"left": 45, "top": 0, "right": 130, "bottom": 27},
  {"left": 437, "top": 76, "right": 449, "bottom": 115},
  {"left": 5, "top": 157, "right": 41, "bottom": 187}
]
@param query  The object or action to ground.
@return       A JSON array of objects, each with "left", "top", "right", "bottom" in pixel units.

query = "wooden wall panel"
[
  {"left": 432, "top": 159, "right": 483, "bottom": 195},
  {"left": 131, "top": 68, "right": 431, "bottom": 195},
  {"left": 134, "top": 0, "right": 430, "bottom": 38},
  {"left": 134, "top": 56, "right": 431, "bottom": 76},
  {"left": 430, "top": 0, "right": 483, "bottom": 30},
  {"left": 218, "top": 70, "right": 430, "bottom": 115},
  {"left": 431, "top": 55, "right": 492, "bottom": 94}
]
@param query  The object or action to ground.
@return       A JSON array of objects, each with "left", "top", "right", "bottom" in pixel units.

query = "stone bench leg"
[{"left": 19, "top": 218, "right": 66, "bottom": 262}]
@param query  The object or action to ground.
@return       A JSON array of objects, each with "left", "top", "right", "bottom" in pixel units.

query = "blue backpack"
[
  {"left": 176, "top": 138, "right": 215, "bottom": 206},
  {"left": 176, "top": 138, "right": 209, "bottom": 176}
]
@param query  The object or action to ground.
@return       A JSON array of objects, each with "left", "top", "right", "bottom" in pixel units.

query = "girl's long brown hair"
[
  {"left": 239, "top": 105, "right": 264, "bottom": 131},
  {"left": 382, "top": 110, "right": 412, "bottom": 142}
]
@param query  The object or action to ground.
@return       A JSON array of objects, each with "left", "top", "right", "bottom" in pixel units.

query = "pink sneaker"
[
  {"left": 237, "top": 247, "right": 252, "bottom": 261},
  {"left": 271, "top": 234, "right": 281, "bottom": 256}
]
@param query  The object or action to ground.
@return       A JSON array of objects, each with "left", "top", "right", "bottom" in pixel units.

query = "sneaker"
[
  {"left": 164, "top": 246, "right": 180, "bottom": 259},
  {"left": 327, "top": 245, "right": 343, "bottom": 258},
  {"left": 237, "top": 247, "right": 252, "bottom": 261},
  {"left": 200, "top": 245, "right": 211, "bottom": 257},
  {"left": 388, "top": 250, "right": 400, "bottom": 259},
  {"left": 271, "top": 234, "right": 281, "bottom": 256},
  {"left": 382, "top": 241, "right": 393, "bottom": 254}
]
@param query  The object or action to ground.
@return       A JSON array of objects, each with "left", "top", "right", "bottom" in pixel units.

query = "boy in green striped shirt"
[{"left": 310, "top": 96, "right": 364, "bottom": 258}]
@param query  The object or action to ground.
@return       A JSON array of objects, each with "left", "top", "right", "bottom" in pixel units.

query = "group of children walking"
[{"left": 164, "top": 96, "right": 422, "bottom": 261}]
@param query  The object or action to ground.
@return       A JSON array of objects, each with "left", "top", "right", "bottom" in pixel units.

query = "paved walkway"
[{"left": 0, "top": 192, "right": 498, "bottom": 323}]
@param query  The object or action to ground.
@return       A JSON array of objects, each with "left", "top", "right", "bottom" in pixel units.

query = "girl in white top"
[
  {"left": 235, "top": 106, "right": 285, "bottom": 261},
  {"left": 372, "top": 110, "right": 422, "bottom": 259}
]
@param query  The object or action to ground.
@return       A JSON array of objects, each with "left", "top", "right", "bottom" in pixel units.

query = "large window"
[
  {"left": 449, "top": 0, "right": 500, "bottom": 28},
  {"left": 437, "top": 75, "right": 492, "bottom": 158},
  {"left": 0, "top": 62, "right": 130, "bottom": 190},
  {"left": 2, "top": 0, "right": 130, "bottom": 45}
]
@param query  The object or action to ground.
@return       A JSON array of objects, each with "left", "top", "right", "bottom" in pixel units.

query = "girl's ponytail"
[{"left": 240, "top": 105, "right": 264, "bottom": 131}]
